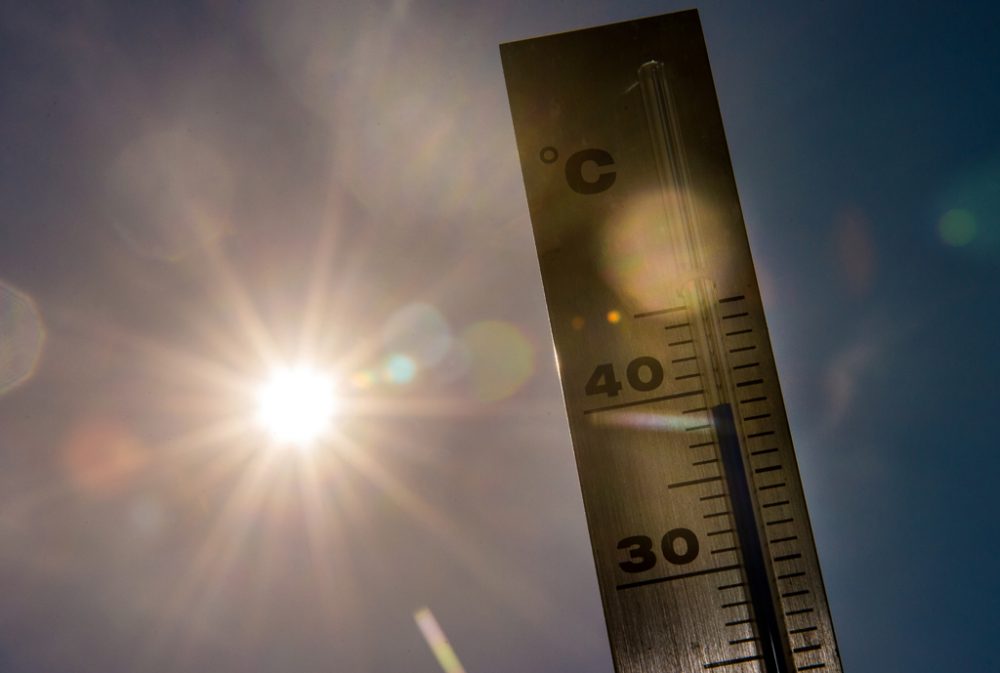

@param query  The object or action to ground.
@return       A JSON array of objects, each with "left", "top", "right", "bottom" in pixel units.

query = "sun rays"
[{"left": 23, "top": 196, "right": 549, "bottom": 667}]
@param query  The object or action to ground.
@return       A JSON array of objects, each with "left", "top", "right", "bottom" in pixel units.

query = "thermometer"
[{"left": 501, "top": 10, "right": 843, "bottom": 673}]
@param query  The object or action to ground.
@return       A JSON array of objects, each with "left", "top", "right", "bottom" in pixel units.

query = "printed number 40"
[{"left": 585, "top": 356, "right": 664, "bottom": 397}]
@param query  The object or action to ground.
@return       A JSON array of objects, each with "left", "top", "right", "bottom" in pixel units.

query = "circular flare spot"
[
  {"left": 460, "top": 321, "right": 534, "bottom": 402},
  {"left": 350, "top": 370, "right": 377, "bottom": 390},
  {"left": 601, "top": 189, "right": 730, "bottom": 312},
  {"left": 61, "top": 418, "right": 147, "bottom": 496},
  {"left": 938, "top": 209, "right": 977, "bottom": 246},
  {"left": 381, "top": 303, "right": 451, "bottom": 368},
  {"left": 383, "top": 353, "right": 417, "bottom": 384}
]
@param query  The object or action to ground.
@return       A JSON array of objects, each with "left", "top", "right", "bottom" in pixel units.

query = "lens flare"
[
  {"left": 601, "top": 189, "right": 731, "bottom": 312},
  {"left": 382, "top": 303, "right": 452, "bottom": 368},
  {"left": 107, "top": 128, "right": 233, "bottom": 260},
  {"left": 414, "top": 607, "right": 467, "bottom": 673},
  {"left": 938, "top": 208, "right": 977, "bottom": 246},
  {"left": 60, "top": 417, "right": 147, "bottom": 496},
  {"left": 590, "top": 410, "right": 707, "bottom": 432},
  {"left": 835, "top": 208, "right": 876, "bottom": 295},
  {"left": 256, "top": 366, "right": 337, "bottom": 447},
  {"left": 383, "top": 353, "right": 417, "bottom": 384},
  {"left": 935, "top": 155, "right": 1000, "bottom": 258},
  {"left": 0, "top": 281, "right": 45, "bottom": 395},
  {"left": 349, "top": 369, "right": 377, "bottom": 389},
  {"left": 461, "top": 321, "right": 534, "bottom": 402}
]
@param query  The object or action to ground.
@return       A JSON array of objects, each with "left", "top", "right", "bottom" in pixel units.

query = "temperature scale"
[{"left": 501, "top": 11, "right": 843, "bottom": 673}]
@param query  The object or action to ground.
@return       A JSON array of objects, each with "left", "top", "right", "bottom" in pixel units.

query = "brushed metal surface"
[{"left": 501, "top": 11, "right": 842, "bottom": 673}]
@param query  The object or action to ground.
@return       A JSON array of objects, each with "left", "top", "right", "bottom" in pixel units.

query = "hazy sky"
[{"left": 1, "top": 1, "right": 998, "bottom": 672}]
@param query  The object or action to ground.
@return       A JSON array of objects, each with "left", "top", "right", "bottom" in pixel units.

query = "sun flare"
[{"left": 256, "top": 366, "right": 338, "bottom": 447}]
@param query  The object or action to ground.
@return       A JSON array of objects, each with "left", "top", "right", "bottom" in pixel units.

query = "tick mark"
[
  {"left": 668, "top": 476, "right": 723, "bottom": 489},
  {"left": 707, "top": 528, "right": 734, "bottom": 537},
  {"left": 616, "top": 563, "right": 740, "bottom": 591},
  {"left": 583, "top": 389, "right": 704, "bottom": 415},
  {"left": 718, "top": 581, "right": 746, "bottom": 590},
  {"left": 766, "top": 518, "right": 794, "bottom": 527},
  {"left": 754, "top": 465, "right": 783, "bottom": 474},
  {"left": 781, "top": 589, "right": 810, "bottom": 598},
  {"left": 634, "top": 306, "right": 686, "bottom": 319},
  {"left": 778, "top": 572, "right": 806, "bottom": 580},
  {"left": 721, "top": 600, "right": 751, "bottom": 608},
  {"left": 704, "top": 655, "right": 763, "bottom": 669}
]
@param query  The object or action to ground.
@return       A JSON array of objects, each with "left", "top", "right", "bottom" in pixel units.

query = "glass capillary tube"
[
  {"left": 637, "top": 61, "right": 735, "bottom": 410},
  {"left": 637, "top": 60, "right": 795, "bottom": 673}
]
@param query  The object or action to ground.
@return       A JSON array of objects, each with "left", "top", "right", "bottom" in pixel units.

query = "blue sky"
[{"left": 1, "top": 1, "right": 998, "bottom": 672}]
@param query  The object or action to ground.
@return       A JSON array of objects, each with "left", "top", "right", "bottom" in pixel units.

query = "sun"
[{"left": 256, "top": 365, "right": 338, "bottom": 447}]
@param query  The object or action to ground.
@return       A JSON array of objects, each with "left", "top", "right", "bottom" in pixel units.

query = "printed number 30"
[{"left": 617, "top": 529, "right": 699, "bottom": 573}]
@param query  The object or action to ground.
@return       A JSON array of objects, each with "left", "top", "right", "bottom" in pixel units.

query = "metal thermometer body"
[{"left": 501, "top": 11, "right": 842, "bottom": 673}]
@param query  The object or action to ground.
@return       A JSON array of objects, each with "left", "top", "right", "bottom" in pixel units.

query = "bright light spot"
[
  {"left": 414, "top": 607, "right": 467, "bottom": 673},
  {"left": 383, "top": 353, "right": 417, "bottom": 384},
  {"left": 350, "top": 369, "right": 377, "bottom": 389},
  {"left": 256, "top": 366, "right": 337, "bottom": 446},
  {"left": 607, "top": 309, "right": 621, "bottom": 324}
]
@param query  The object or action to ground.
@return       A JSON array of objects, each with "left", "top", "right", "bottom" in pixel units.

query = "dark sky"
[{"left": 1, "top": 1, "right": 998, "bottom": 672}]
